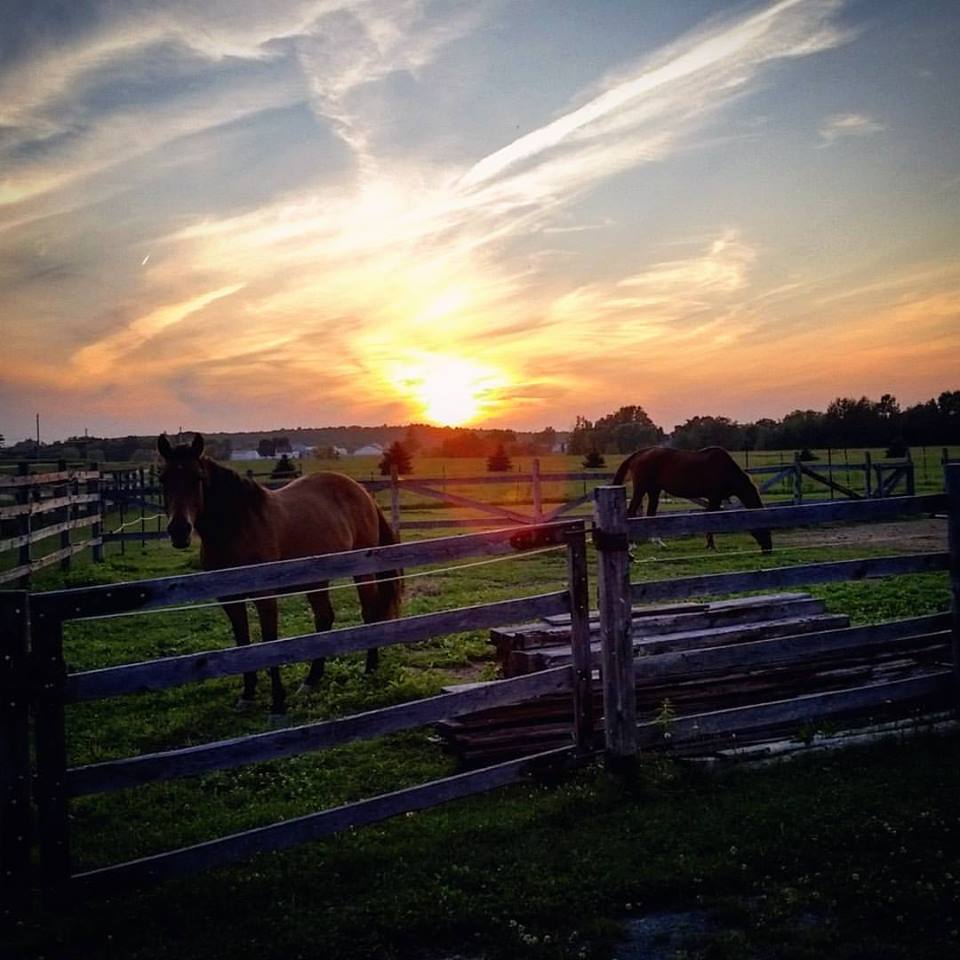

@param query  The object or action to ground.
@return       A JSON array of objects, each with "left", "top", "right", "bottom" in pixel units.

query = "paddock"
[{"left": 1, "top": 466, "right": 958, "bottom": 923}]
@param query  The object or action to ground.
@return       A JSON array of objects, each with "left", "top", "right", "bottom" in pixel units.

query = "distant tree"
[
  {"left": 671, "top": 415, "right": 743, "bottom": 450},
  {"left": 379, "top": 441, "right": 413, "bottom": 475},
  {"left": 487, "top": 443, "right": 512, "bottom": 472},
  {"left": 568, "top": 415, "right": 595, "bottom": 455},
  {"left": 594, "top": 405, "right": 663, "bottom": 452},
  {"left": 582, "top": 448, "right": 606, "bottom": 469},
  {"left": 257, "top": 438, "right": 277, "bottom": 458},
  {"left": 797, "top": 448, "right": 818, "bottom": 462},
  {"left": 434, "top": 431, "right": 490, "bottom": 458},
  {"left": 271, "top": 454, "right": 299, "bottom": 479}
]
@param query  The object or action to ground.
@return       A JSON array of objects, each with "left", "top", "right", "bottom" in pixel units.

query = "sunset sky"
[{"left": 1, "top": 0, "right": 959, "bottom": 441}]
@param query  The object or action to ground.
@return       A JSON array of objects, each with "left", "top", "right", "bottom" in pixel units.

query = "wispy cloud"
[{"left": 818, "top": 112, "right": 885, "bottom": 145}]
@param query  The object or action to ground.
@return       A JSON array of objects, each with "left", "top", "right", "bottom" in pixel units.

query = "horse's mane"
[{"left": 201, "top": 457, "right": 268, "bottom": 518}]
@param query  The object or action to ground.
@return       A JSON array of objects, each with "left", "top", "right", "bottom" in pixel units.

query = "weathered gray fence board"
[
  {"left": 528, "top": 613, "right": 850, "bottom": 671},
  {"left": 0, "top": 493, "right": 100, "bottom": 520},
  {"left": 70, "top": 745, "right": 578, "bottom": 896},
  {"left": 634, "top": 615, "right": 951, "bottom": 682},
  {"left": 594, "top": 487, "right": 636, "bottom": 760},
  {"left": 0, "top": 470, "right": 99, "bottom": 488},
  {"left": 636, "top": 671, "right": 953, "bottom": 748},
  {"left": 66, "top": 667, "right": 575, "bottom": 796},
  {"left": 0, "top": 514, "right": 99, "bottom": 552},
  {"left": 0, "top": 539, "right": 103, "bottom": 586},
  {"left": 625, "top": 494, "right": 945, "bottom": 542},
  {"left": 629, "top": 553, "right": 949, "bottom": 605},
  {"left": 66, "top": 591, "right": 569, "bottom": 702},
  {"left": 34, "top": 520, "right": 582, "bottom": 620}
]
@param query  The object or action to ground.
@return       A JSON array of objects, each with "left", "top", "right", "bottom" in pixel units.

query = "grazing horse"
[
  {"left": 157, "top": 433, "right": 403, "bottom": 716},
  {"left": 613, "top": 446, "right": 772, "bottom": 553}
]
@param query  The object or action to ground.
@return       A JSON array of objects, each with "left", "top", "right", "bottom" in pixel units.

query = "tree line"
[{"left": 570, "top": 391, "right": 960, "bottom": 454}]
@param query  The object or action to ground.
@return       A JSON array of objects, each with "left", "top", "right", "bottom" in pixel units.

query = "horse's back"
[
  {"left": 632, "top": 446, "right": 743, "bottom": 497},
  {"left": 271, "top": 471, "right": 381, "bottom": 557}
]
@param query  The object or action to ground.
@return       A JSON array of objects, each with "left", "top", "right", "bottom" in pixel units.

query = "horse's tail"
[
  {"left": 375, "top": 507, "right": 404, "bottom": 616},
  {"left": 613, "top": 449, "right": 644, "bottom": 486}
]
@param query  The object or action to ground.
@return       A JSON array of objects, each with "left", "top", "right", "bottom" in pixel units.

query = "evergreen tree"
[
  {"left": 379, "top": 441, "right": 413, "bottom": 476},
  {"left": 487, "top": 443, "right": 512, "bottom": 472}
]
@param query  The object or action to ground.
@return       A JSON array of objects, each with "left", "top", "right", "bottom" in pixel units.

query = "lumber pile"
[{"left": 434, "top": 593, "right": 951, "bottom": 767}]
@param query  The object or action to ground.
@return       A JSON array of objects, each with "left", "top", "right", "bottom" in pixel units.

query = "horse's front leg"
[
  {"left": 222, "top": 600, "right": 256, "bottom": 708},
  {"left": 705, "top": 497, "right": 723, "bottom": 550},
  {"left": 646, "top": 488, "right": 666, "bottom": 549},
  {"left": 254, "top": 597, "right": 285, "bottom": 717}
]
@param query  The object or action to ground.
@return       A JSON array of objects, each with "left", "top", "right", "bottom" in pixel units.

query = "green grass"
[{"left": 4, "top": 478, "right": 956, "bottom": 959}]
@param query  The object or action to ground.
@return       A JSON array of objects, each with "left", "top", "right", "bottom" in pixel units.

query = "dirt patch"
[{"left": 776, "top": 517, "right": 947, "bottom": 553}]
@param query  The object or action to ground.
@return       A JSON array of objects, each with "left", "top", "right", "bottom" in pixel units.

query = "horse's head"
[{"left": 157, "top": 433, "right": 206, "bottom": 549}]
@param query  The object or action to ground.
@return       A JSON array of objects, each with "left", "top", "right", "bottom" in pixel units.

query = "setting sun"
[{"left": 391, "top": 354, "right": 511, "bottom": 426}]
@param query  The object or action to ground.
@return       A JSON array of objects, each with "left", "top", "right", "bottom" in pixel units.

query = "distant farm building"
[
  {"left": 353, "top": 444, "right": 384, "bottom": 456},
  {"left": 230, "top": 449, "right": 261, "bottom": 461}
]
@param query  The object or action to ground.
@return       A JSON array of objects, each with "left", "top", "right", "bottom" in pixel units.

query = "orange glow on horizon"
[{"left": 390, "top": 353, "right": 512, "bottom": 426}]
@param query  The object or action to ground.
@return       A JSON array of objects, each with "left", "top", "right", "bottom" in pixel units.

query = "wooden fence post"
[
  {"left": 864, "top": 451, "right": 873, "bottom": 498},
  {"left": 16, "top": 462, "right": 30, "bottom": 588},
  {"left": 91, "top": 463, "right": 103, "bottom": 563},
  {"left": 905, "top": 450, "right": 916, "bottom": 497},
  {"left": 389, "top": 464, "right": 401, "bottom": 539},
  {"left": 793, "top": 451, "right": 803, "bottom": 504},
  {"left": 139, "top": 467, "right": 146, "bottom": 548},
  {"left": 32, "top": 612, "right": 71, "bottom": 906},
  {"left": 945, "top": 464, "right": 960, "bottom": 699},
  {"left": 532, "top": 458, "right": 543, "bottom": 523},
  {"left": 593, "top": 486, "right": 637, "bottom": 766},
  {"left": 0, "top": 591, "right": 33, "bottom": 919},
  {"left": 57, "top": 459, "right": 71, "bottom": 572},
  {"left": 564, "top": 524, "right": 594, "bottom": 755}
]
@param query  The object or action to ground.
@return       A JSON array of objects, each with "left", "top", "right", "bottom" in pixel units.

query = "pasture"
[{"left": 2, "top": 453, "right": 958, "bottom": 959}]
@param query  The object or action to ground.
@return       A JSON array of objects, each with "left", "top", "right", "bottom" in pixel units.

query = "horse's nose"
[{"left": 167, "top": 518, "right": 192, "bottom": 549}]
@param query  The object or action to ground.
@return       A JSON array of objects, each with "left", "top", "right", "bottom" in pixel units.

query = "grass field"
[{"left": 5, "top": 480, "right": 957, "bottom": 959}]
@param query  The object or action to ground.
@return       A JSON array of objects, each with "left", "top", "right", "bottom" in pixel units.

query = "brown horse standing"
[
  {"left": 157, "top": 434, "right": 403, "bottom": 716},
  {"left": 613, "top": 446, "right": 772, "bottom": 553}
]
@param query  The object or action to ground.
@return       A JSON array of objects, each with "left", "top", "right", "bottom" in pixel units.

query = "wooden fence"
[
  {"left": 356, "top": 453, "right": 917, "bottom": 534},
  {"left": 0, "top": 462, "right": 102, "bottom": 586},
  {"left": 591, "top": 466, "right": 960, "bottom": 761},
  {"left": 0, "top": 519, "right": 593, "bottom": 916}
]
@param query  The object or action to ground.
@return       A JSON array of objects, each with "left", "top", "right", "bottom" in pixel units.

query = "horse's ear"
[
  {"left": 191, "top": 433, "right": 205, "bottom": 458},
  {"left": 157, "top": 434, "right": 173, "bottom": 459}
]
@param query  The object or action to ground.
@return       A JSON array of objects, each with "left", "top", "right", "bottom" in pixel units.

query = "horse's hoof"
[{"left": 235, "top": 697, "right": 257, "bottom": 712}]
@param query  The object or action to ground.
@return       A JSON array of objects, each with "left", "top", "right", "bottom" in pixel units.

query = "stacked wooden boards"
[{"left": 434, "top": 593, "right": 952, "bottom": 767}]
